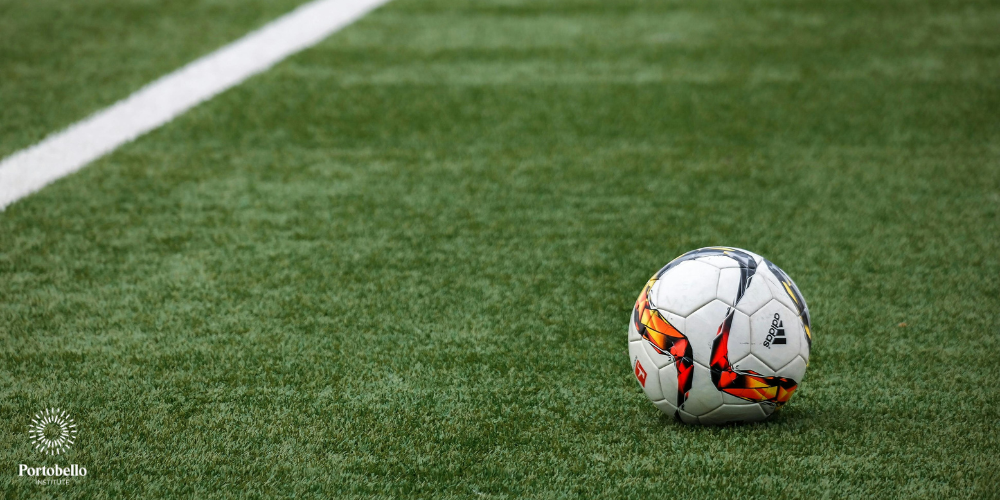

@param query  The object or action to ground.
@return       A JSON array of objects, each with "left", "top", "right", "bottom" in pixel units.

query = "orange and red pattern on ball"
[
  {"left": 633, "top": 277, "right": 694, "bottom": 408},
  {"left": 710, "top": 311, "right": 798, "bottom": 406}
]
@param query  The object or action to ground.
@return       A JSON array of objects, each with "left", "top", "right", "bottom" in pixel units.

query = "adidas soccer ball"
[{"left": 628, "top": 247, "right": 812, "bottom": 425}]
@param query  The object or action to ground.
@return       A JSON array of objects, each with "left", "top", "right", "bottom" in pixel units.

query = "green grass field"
[{"left": 2, "top": 0, "right": 999, "bottom": 497}]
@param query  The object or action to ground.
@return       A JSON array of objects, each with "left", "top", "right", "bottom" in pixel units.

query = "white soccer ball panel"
[
  {"left": 750, "top": 301, "right": 800, "bottom": 371},
  {"left": 715, "top": 267, "right": 742, "bottom": 307},
  {"left": 641, "top": 338, "right": 675, "bottom": 370},
  {"left": 676, "top": 408, "right": 699, "bottom": 425},
  {"left": 763, "top": 273, "right": 800, "bottom": 314},
  {"left": 733, "top": 271, "right": 773, "bottom": 316},
  {"left": 650, "top": 260, "right": 720, "bottom": 317},
  {"left": 779, "top": 355, "right": 808, "bottom": 382},
  {"left": 800, "top": 330, "right": 811, "bottom": 363},
  {"left": 629, "top": 340, "right": 664, "bottom": 402},
  {"left": 680, "top": 363, "right": 723, "bottom": 416},
  {"left": 725, "top": 308, "right": 752, "bottom": 363},
  {"left": 731, "top": 352, "right": 776, "bottom": 377},
  {"left": 693, "top": 254, "right": 741, "bottom": 269},
  {"left": 683, "top": 299, "right": 735, "bottom": 367},
  {"left": 657, "top": 362, "right": 678, "bottom": 403},
  {"left": 698, "top": 403, "right": 768, "bottom": 425},
  {"left": 652, "top": 399, "right": 677, "bottom": 416}
]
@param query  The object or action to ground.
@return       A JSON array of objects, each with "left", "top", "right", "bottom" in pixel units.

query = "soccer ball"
[{"left": 628, "top": 247, "right": 812, "bottom": 425}]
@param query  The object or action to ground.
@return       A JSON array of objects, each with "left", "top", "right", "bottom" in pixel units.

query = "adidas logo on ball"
[{"left": 763, "top": 313, "right": 786, "bottom": 348}]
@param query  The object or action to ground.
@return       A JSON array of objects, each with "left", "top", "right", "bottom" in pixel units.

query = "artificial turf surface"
[
  {"left": 0, "top": 0, "right": 310, "bottom": 159},
  {"left": 1, "top": 0, "right": 999, "bottom": 497}
]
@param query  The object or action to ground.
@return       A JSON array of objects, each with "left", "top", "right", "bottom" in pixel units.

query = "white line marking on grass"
[{"left": 0, "top": 0, "right": 390, "bottom": 210}]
